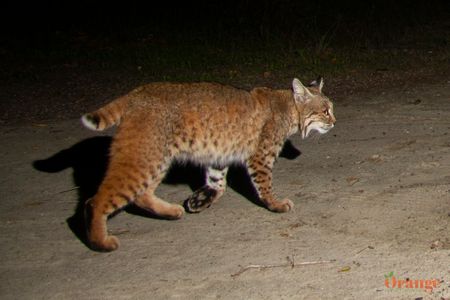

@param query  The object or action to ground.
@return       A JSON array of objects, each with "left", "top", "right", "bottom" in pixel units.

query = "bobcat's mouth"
[{"left": 303, "top": 122, "right": 334, "bottom": 138}]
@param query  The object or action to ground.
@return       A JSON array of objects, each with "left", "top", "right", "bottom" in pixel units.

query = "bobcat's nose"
[{"left": 330, "top": 116, "right": 336, "bottom": 125}]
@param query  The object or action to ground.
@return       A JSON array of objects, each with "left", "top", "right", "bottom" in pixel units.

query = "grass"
[
  {"left": 75, "top": 34, "right": 449, "bottom": 85},
  {"left": 1, "top": 1, "right": 449, "bottom": 87},
  {"left": 3, "top": 30, "right": 448, "bottom": 81}
]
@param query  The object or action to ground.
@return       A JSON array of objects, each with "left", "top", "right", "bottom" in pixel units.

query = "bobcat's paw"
[
  {"left": 90, "top": 235, "right": 120, "bottom": 252},
  {"left": 166, "top": 204, "right": 185, "bottom": 220},
  {"left": 184, "top": 187, "right": 219, "bottom": 213},
  {"left": 268, "top": 198, "right": 294, "bottom": 213}
]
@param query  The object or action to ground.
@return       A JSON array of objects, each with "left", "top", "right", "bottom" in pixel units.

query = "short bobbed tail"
[{"left": 81, "top": 96, "right": 129, "bottom": 131}]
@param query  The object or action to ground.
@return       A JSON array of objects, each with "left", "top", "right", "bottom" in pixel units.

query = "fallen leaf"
[
  {"left": 338, "top": 266, "right": 351, "bottom": 272},
  {"left": 288, "top": 222, "right": 305, "bottom": 229},
  {"left": 430, "top": 239, "right": 445, "bottom": 249},
  {"left": 368, "top": 154, "right": 383, "bottom": 163},
  {"left": 346, "top": 176, "right": 360, "bottom": 186}
]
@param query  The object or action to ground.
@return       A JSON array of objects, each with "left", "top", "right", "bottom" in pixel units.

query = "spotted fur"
[{"left": 81, "top": 77, "right": 335, "bottom": 251}]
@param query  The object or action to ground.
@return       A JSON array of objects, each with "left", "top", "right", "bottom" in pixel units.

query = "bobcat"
[{"left": 81, "top": 77, "right": 335, "bottom": 251}]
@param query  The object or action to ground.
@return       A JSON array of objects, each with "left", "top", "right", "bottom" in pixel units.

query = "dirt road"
[{"left": 0, "top": 82, "right": 449, "bottom": 299}]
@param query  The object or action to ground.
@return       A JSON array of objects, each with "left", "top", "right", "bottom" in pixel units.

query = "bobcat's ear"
[
  {"left": 309, "top": 76, "right": 324, "bottom": 93},
  {"left": 292, "top": 78, "right": 313, "bottom": 103}
]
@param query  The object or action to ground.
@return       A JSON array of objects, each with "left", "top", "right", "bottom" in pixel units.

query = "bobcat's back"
[{"left": 82, "top": 82, "right": 258, "bottom": 131}]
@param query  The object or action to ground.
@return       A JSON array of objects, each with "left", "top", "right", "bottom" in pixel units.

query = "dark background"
[
  {"left": 0, "top": 1, "right": 449, "bottom": 123},
  {"left": 3, "top": 0, "right": 449, "bottom": 46}
]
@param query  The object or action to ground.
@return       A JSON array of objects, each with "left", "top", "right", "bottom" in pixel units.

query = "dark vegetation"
[{"left": 0, "top": 0, "right": 449, "bottom": 123}]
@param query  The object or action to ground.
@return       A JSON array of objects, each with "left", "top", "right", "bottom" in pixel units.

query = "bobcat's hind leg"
[
  {"left": 184, "top": 166, "right": 228, "bottom": 213},
  {"left": 134, "top": 190, "right": 185, "bottom": 220},
  {"left": 133, "top": 163, "right": 185, "bottom": 219},
  {"left": 85, "top": 159, "right": 165, "bottom": 251},
  {"left": 85, "top": 185, "right": 134, "bottom": 252}
]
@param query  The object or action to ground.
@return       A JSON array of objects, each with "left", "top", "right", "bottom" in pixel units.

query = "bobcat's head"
[{"left": 292, "top": 77, "right": 336, "bottom": 138}]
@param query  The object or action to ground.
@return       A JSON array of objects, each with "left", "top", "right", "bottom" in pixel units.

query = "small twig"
[
  {"left": 355, "top": 245, "right": 374, "bottom": 255},
  {"left": 55, "top": 186, "right": 80, "bottom": 194},
  {"left": 231, "top": 257, "right": 335, "bottom": 278},
  {"left": 110, "top": 229, "right": 130, "bottom": 236},
  {"left": 288, "top": 254, "right": 295, "bottom": 268}
]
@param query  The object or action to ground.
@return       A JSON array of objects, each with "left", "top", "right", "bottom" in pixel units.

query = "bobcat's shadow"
[{"left": 33, "top": 137, "right": 300, "bottom": 247}]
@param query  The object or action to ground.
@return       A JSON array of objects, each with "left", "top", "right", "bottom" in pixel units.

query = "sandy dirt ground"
[{"left": 0, "top": 82, "right": 449, "bottom": 299}]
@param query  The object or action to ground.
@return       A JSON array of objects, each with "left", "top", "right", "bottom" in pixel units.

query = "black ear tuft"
[
  {"left": 309, "top": 76, "right": 323, "bottom": 87},
  {"left": 316, "top": 75, "right": 323, "bottom": 84},
  {"left": 309, "top": 76, "right": 324, "bottom": 92}
]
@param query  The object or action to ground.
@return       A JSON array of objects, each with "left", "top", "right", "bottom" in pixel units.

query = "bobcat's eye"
[{"left": 323, "top": 108, "right": 329, "bottom": 116}]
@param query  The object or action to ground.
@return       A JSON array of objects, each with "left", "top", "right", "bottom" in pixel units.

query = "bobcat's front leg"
[{"left": 247, "top": 148, "right": 293, "bottom": 213}]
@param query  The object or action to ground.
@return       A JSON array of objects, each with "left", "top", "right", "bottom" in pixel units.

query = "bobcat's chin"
[{"left": 303, "top": 122, "right": 334, "bottom": 138}]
